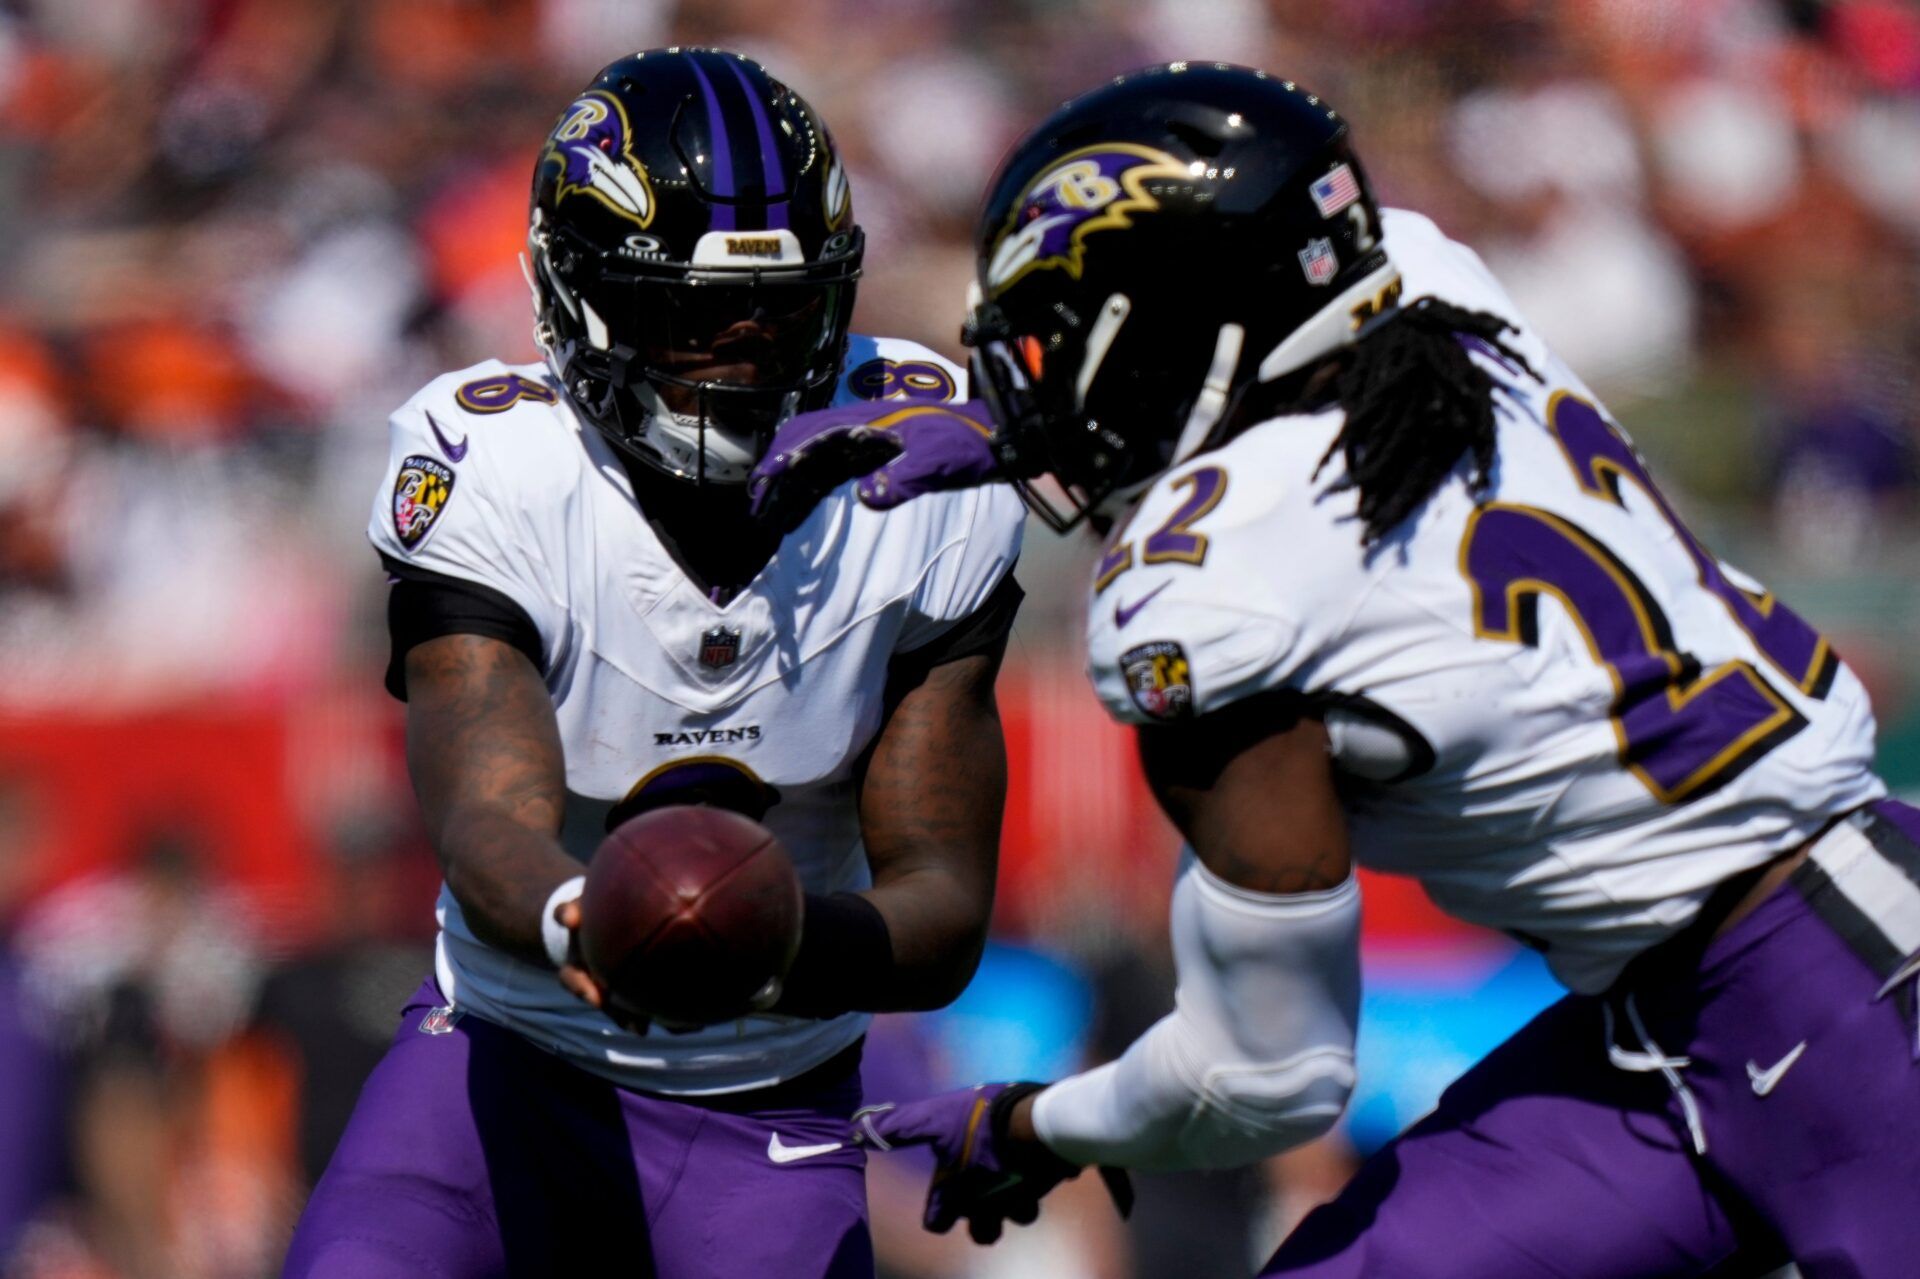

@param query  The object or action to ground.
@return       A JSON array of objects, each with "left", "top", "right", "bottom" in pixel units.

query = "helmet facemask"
[
  {"left": 967, "top": 289, "right": 1236, "bottom": 533},
  {"left": 966, "top": 305, "right": 1137, "bottom": 532},
  {"left": 535, "top": 218, "right": 861, "bottom": 484}
]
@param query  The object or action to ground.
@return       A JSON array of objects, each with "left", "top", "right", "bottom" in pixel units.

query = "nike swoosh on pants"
[{"left": 767, "top": 1133, "right": 844, "bottom": 1164}]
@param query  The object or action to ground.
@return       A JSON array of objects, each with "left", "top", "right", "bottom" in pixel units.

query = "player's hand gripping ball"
[{"left": 577, "top": 806, "right": 803, "bottom": 1030}]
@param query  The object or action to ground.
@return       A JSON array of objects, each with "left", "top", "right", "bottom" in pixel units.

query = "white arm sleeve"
[{"left": 1031, "top": 854, "right": 1361, "bottom": 1171}]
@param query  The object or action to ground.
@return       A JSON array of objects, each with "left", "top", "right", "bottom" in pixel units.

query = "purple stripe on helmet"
[
  {"left": 724, "top": 57, "right": 790, "bottom": 230},
  {"left": 687, "top": 55, "right": 736, "bottom": 231}
]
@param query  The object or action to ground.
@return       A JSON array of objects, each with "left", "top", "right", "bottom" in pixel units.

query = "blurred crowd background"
[{"left": 0, "top": 0, "right": 1915, "bottom": 1275}]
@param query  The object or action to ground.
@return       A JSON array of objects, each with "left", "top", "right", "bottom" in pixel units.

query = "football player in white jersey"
[
  {"left": 749, "top": 64, "right": 1920, "bottom": 1277},
  {"left": 282, "top": 49, "right": 1026, "bottom": 1279}
]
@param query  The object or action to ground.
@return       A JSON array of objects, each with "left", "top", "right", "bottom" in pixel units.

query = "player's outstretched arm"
[
  {"left": 403, "top": 634, "right": 603, "bottom": 1003},
  {"left": 857, "top": 648, "right": 1006, "bottom": 1007},
  {"left": 773, "top": 647, "right": 1006, "bottom": 1017},
  {"left": 1018, "top": 703, "right": 1361, "bottom": 1167},
  {"left": 854, "top": 697, "right": 1359, "bottom": 1243}
]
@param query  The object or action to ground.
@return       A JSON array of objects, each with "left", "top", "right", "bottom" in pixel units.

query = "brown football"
[{"left": 577, "top": 805, "right": 803, "bottom": 1028}]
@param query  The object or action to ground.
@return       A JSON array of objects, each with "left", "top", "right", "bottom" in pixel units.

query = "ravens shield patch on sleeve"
[
  {"left": 392, "top": 454, "right": 456, "bottom": 551},
  {"left": 1120, "top": 641, "right": 1193, "bottom": 721}
]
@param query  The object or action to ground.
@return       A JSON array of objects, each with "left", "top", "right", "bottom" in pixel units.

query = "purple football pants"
[
  {"left": 1263, "top": 800, "right": 1920, "bottom": 1279},
  {"left": 281, "top": 981, "right": 872, "bottom": 1279}
]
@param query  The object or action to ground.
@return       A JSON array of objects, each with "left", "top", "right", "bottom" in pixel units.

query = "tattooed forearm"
[
  {"left": 405, "top": 634, "right": 578, "bottom": 966},
  {"left": 856, "top": 651, "right": 1006, "bottom": 1009}
]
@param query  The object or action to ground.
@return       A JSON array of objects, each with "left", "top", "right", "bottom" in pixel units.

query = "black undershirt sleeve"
[
  {"left": 890, "top": 570, "right": 1025, "bottom": 683},
  {"left": 380, "top": 555, "right": 545, "bottom": 700}
]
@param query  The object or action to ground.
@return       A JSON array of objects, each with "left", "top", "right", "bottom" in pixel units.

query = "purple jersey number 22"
[
  {"left": 1095, "top": 466, "right": 1229, "bottom": 594},
  {"left": 1461, "top": 393, "right": 1822, "bottom": 804}
]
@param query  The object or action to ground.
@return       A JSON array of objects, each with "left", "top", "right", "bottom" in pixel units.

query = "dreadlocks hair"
[{"left": 1312, "top": 296, "right": 1539, "bottom": 546}]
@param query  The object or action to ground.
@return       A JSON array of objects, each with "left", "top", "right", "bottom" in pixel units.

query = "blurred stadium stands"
[{"left": 0, "top": 1, "right": 1915, "bottom": 1275}]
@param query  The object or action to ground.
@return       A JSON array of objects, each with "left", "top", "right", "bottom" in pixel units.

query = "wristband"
[
  {"left": 769, "top": 891, "right": 895, "bottom": 1017},
  {"left": 990, "top": 1082, "right": 1078, "bottom": 1178},
  {"left": 994, "top": 1081, "right": 1136, "bottom": 1220},
  {"left": 541, "top": 874, "right": 587, "bottom": 969}
]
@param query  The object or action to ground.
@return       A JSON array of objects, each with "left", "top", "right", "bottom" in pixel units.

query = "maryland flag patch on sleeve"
[
  {"left": 392, "top": 454, "right": 456, "bottom": 551},
  {"left": 1120, "top": 640, "right": 1193, "bottom": 721}
]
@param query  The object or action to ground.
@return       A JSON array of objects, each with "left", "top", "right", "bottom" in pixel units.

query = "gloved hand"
[
  {"left": 748, "top": 400, "right": 1005, "bottom": 535},
  {"left": 851, "top": 1082, "right": 1133, "bottom": 1244}
]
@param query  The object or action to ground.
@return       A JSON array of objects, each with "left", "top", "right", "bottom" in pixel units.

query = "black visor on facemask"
[{"left": 577, "top": 273, "right": 848, "bottom": 396}]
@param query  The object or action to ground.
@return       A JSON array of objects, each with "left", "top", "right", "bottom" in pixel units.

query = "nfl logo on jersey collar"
[{"left": 700, "top": 626, "right": 742, "bottom": 669}]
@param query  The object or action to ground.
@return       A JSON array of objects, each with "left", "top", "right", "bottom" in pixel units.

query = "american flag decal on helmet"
[
  {"left": 700, "top": 626, "right": 743, "bottom": 669},
  {"left": 1310, "top": 163, "right": 1361, "bottom": 218}
]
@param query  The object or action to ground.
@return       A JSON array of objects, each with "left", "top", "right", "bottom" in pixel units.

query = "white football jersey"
[
  {"left": 1087, "top": 210, "right": 1884, "bottom": 993},
  {"left": 368, "top": 335, "right": 1023, "bottom": 1094}
]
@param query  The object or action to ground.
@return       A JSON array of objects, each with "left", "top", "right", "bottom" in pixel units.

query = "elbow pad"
[{"left": 1033, "top": 853, "right": 1360, "bottom": 1170}]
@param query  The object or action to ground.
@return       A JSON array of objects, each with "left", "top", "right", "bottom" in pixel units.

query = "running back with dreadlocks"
[
  {"left": 1314, "top": 297, "right": 1540, "bottom": 547},
  {"left": 1060, "top": 207, "right": 1904, "bottom": 1277},
  {"left": 743, "top": 107, "right": 1902, "bottom": 1262},
  {"left": 1077, "top": 201, "right": 1874, "bottom": 998}
]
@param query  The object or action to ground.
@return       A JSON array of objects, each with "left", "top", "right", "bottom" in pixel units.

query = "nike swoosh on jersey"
[
  {"left": 426, "top": 411, "right": 469, "bottom": 463},
  {"left": 1114, "top": 581, "right": 1172, "bottom": 629},
  {"left": 1746, "top": 1041, "right": 1807, "bottom": 1096},
  {"left": 767, "top": 1133, "right": 844, "bottom": 1164}
]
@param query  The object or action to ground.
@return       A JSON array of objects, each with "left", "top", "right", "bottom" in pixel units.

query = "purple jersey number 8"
[{"left": 455, "top": 373, "right": 559, "bottom": 415}]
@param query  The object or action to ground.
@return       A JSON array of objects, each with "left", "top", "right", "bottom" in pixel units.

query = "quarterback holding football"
[
  {"left": 753, "top": 64, "right": 1920, "bottom": 1276},
  {"left": 284, "top": 48, "right": 1025, "bottom": 1278}
]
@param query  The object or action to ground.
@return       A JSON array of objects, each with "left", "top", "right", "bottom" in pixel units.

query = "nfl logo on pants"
[{"left": 700, "top": 627, "right": 742, "bottom": 669}]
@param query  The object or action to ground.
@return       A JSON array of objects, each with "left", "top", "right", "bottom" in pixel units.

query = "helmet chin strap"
[
  {"left": 1076, "top": 293, "right": 1133, "bottom": 411},
  {"left": 1169, "top": 322, "right": 1246, "bottom": 468},
  {"left": 630, "top": 381, "right": 764, "bottom": 484},
  {"left": 1069, "top": 302, "right": 1240, "bottom": 522}
]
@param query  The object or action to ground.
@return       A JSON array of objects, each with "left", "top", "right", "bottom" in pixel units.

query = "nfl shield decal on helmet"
[
  {"left": 1298, "top": 237, "right": 1338, "bottom": 286},
  {"left": 1121, "top": 641, "right": 1193, "bottom": 721},
  {"left": 392, "top": 454, "right": 456, "bottom": 552},
  {"left": 700, "top": 626, "right": 743, "bottom": 669}
]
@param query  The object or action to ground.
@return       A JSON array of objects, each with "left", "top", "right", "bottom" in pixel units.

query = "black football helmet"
[
  {"left": 527, "top": 48, "right": 862, "bottom": 484},
  {"left": 966, "top": 63, "right": 1400, "bottom": 529}
]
